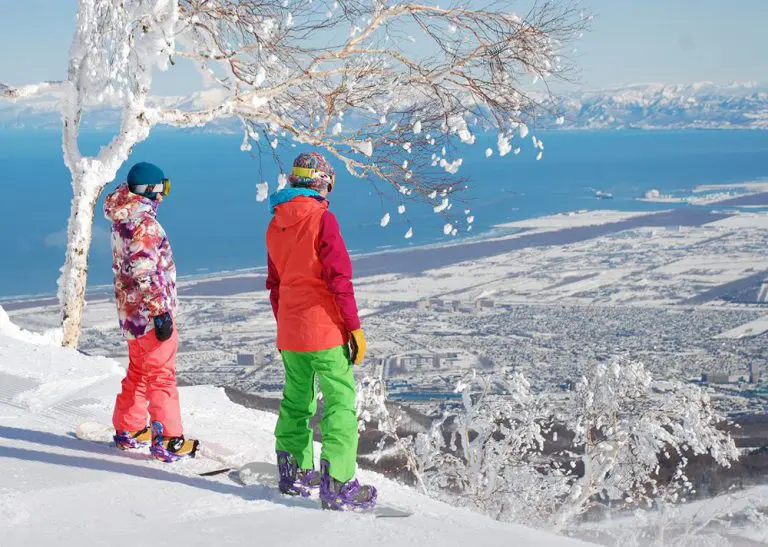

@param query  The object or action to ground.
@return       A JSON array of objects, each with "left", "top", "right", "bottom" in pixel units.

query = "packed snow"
[{"left": 0, "top": 305, "right": 61, "bottom": 346}]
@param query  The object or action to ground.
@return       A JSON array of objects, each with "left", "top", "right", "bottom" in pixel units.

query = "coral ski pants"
[
  {"left": 275, "top": 346, "right": 358, "bottom": 483},
  {"left": 112, "top": 329, "right": 183, "bottom": 437}
]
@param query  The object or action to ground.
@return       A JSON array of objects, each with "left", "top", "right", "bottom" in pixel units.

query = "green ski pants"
[{"left": 275, "top": 345, "right": 358, "bottom": 483}]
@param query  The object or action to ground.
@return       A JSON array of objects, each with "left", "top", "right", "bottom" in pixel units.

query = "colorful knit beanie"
[{"left": 288, "top": 152, "right": 336, "bottom": 192}]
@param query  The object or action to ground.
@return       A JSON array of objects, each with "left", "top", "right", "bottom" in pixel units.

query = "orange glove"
[{"left": 349, "top": 329, "right": 367, "bottom": 365}]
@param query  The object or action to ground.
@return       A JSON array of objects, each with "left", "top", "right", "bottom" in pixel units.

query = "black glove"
[{"left": 153, "top": 312, "right": 174, "bottom": 342}]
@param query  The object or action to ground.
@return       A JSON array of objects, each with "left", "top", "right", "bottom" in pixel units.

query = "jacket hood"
[
  {"left": 270, "top": 189, "right": 327, "bottom": 229},
  {"left": 104, "top": 183, "right": 159, "bottom": 223}
]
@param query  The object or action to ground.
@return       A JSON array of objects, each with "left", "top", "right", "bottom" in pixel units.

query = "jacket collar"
[{"left": 270, "top": 188, "right": 326, "bottom": 214}]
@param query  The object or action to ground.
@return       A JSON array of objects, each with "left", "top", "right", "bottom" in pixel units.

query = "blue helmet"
[{"left": 127, "top": 162, "right": 170, "bottom": 199}]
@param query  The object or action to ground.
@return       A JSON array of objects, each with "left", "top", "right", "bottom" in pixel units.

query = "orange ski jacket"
[{"left": 266, "top": 193, "right": 360, "bottom": 352}]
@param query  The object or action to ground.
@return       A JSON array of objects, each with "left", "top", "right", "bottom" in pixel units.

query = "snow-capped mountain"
[
  {"left": 1, "top": 82, "right": 767, "bottom": 131},
  {"left": 547, "top": 82, "right": 768, "bottom": 130}
]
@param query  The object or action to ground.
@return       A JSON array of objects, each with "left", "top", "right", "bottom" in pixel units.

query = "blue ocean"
[{"left": 1, "top": 129, "right": 767, "bottom": 298}]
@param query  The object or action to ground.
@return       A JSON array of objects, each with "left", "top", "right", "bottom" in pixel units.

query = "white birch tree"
[{"left": 1, "top": 0, "right": 584, "bottom": 347}]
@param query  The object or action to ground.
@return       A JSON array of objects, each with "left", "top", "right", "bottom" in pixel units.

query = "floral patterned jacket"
[{"left": 104, "top": 184, "right": 178, "bottom": 339}]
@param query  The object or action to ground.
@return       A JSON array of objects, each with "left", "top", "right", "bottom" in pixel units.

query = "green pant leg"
[
  {"left": 311, "top": 345, "right": 358, "bottom": 483},
  {"left": 274, "top": 350, "right": 318, "bottom": 470}
]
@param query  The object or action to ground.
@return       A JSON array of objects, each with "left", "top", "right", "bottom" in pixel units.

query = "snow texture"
[
  {"left": 433, "top": 198, "right": 450, "bottom": 213},
  {"left": 497, "top": 133, "right": 512, "bottom": 157},
  {"left": 256, "top": 182, "right": 269, "bottom": 202},
  {"left": 447, "top": 115, "right": 475, "bottom": 144},
  {"left": 439, "top": 158, "right": 463, "bottom": 174},
  {"left": 353, "top": 140, "right": 373, "bottom": 157}
]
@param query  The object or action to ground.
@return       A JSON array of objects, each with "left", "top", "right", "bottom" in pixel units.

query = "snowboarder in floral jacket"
[
  {"left": 104, "top": 162, "right": 197, "bottom": 461},
  {"left": 266, "top": 151, "right": 376, "bottom": 510}
]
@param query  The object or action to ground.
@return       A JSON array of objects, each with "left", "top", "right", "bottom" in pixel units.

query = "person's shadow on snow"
[{"left": 0, "top": 425, "right": 316, "bottom": 510}]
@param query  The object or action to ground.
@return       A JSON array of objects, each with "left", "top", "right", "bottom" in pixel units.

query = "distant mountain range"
[
  {"left": 544, "top": 82, "right": 768, "bottom": 130},
  {"left": 1, "top": 82, "right": 767, "bottom": 132}
]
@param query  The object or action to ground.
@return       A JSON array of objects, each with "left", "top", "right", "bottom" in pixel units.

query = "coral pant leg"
[
  {"left": 113, "top": 335, "right": 150, "bottom": 432},
  {"left": 113, "top": 329, "right": 182, "bottom": 437}
]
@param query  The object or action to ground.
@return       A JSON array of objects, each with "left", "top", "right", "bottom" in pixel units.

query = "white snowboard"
[
  {"left": 74, "top": 421, "right": 235, "bottom": 475},
  {"left": 75, "top": 421, "right": 115, "bottom": 443}
]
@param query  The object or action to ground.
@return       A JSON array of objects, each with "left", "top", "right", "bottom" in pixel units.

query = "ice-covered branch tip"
[{"left": 0, "top": 81, "right": 69, "bottom": 102}]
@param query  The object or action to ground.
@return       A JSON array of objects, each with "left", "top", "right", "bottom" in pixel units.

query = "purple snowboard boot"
[
  {"left": 277, "top": 451, "right": 321, "bottom": 497},
  {"left": 113, "top": 427, "right": 151, "bottom": 450},
  {"left": 149, "top": 421, "right": 199, "bottom": 463},
  {"left": 319, "top": 460, "right": 377, "bottom": 511}
]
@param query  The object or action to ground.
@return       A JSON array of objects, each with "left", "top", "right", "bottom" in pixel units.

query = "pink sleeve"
[
  {"left": 266, "top": 254, "right": 280, "bottom": 319},
  {"left": 318, "top": 211, "right": 361, "bottom": 332}
]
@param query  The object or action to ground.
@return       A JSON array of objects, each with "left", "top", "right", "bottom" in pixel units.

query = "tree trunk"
[{"left": 59, "top": 181, "right": 101, "bottom": 348}]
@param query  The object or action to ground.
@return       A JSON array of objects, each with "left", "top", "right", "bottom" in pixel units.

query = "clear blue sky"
[{"left": 1, "top": 0, "right": 767, "bottom": 93}]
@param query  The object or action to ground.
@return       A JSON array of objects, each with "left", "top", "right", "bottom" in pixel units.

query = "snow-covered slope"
[{"left": 0, "top": 323, "right": 594, "bottom": 546}]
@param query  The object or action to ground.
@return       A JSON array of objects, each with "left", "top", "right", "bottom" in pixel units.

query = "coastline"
[
  {"left": 6, "top": 206, "right": 728, "bottom": 311},
  {"left": 1, "top": 200, "right": 758, "bottom": 311}
]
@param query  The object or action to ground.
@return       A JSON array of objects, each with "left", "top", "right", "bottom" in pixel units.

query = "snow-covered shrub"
[
  {"left": 357, "top": 377, "right": 429, "bottom": 494},
  {"left": 359, "top": 360, "right": 740, "bottom": 532},
  {"left": 552, "top": 360, "right": 739, "bottom": 528},
  {"left": 415, "top": 371, "right": 569, "bottom": 526}
]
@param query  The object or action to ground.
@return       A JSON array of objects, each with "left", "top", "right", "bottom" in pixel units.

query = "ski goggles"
[
  {"left": 131, "top": 179, "right": 171, "bottom": 197},
  {"left": 291, "top": 166, "right": 335, "bottom": 191}
]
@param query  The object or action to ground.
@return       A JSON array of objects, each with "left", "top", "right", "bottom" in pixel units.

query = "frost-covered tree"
[
  {"left": 1, "top": 0, "right": 584, "bottom": 347},
  {"left": 357, "top": 376, "right": 431, "bottom": 493},
  {"left": 551, "top": 360, "right": 739, "bottom": 528},
  {"left": 420, "top": 371, "right": 570, "bottom": 526},
  {"left": 360, "top": 362, "right": 740, "bottom": 531}
]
